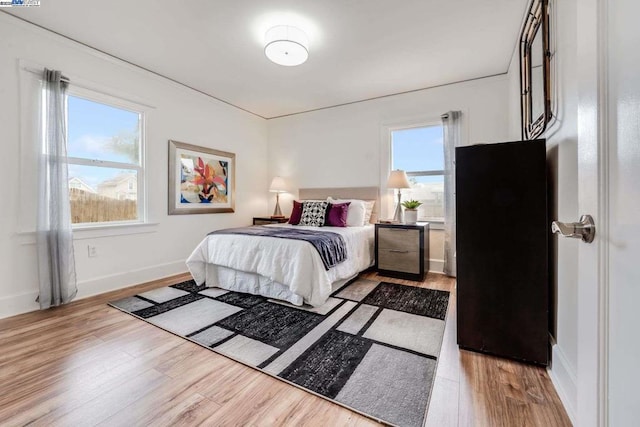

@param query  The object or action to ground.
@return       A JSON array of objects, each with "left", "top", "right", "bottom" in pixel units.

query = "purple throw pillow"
[
  {"left": 288, "top": 200, "right": 303, "bottom": 225},
  {"left": 326, "top": 202, "right": 351, "bottom": 227}
]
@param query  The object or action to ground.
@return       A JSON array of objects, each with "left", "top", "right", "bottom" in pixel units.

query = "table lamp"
[
  {"left": 387, "top": 170, "right": 411, "bottom": 223},
  {"left": 269, "top": 176, "right": 287, "bottom": 218}
]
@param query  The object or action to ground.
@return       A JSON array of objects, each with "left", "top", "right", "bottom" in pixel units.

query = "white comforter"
[{"left": 186, "top": 224, "right": 374, "bottom": 306}]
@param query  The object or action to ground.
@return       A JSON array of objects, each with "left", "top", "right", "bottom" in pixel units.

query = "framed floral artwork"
[{"left": 168, "top": 140, "right": 235, "bottom": 215}]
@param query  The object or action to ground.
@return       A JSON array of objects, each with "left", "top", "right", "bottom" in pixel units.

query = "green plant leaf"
[{"left": 401, "top": 199, "right": 423, "bottom": 209}]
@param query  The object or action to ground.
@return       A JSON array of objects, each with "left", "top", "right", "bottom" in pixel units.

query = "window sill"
[
  {"left": 15, "top": 222, "right": 159, "bottom": 245},
  {"left": 73, "top": 222, "right": 159, "bottom": 240},
  {"left": 421, "top": 220, "right": 444, "bottom": 230}
]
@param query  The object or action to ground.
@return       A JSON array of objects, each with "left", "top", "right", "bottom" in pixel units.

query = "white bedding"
[{"left": 186, "top": 224, "right": 375, "bottom": 307}]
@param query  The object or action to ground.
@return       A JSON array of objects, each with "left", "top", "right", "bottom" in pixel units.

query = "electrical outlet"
[{"left": 87, "top": 245, "right": 98, "bottom": 257}]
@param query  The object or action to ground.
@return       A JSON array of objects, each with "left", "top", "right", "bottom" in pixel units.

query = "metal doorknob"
[{"left": 551, "top": 214, "right": 596, "bottom": 243}]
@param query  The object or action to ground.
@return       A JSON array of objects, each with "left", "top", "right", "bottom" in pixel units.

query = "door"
[
  {"left": 604, "top": 0, "right": 640, "bottom": 424},
  {"left": 576, "top": 0, "right": 640, "bottom": 425}
]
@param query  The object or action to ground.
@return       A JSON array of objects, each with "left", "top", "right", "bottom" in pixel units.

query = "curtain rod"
[
  {"left": 23, "top": 66, "right": 69, "bottom": 83},
  {"left": 20, "top": 65, "right": 156, "bottom": 110}
]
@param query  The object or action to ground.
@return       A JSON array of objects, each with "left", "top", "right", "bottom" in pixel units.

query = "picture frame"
[
  {"left": 168, "top": 140, "right": 235, "bottom": 215},
  {"left": 519, "top": 0, "right": 551, "bottom": 140}
]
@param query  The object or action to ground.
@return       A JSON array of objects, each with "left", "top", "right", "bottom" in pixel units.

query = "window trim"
[
  {"left": 65, "top": 86, "right": 148, "bottom": 228},
  {"left": 382, "top": 119, "right": 445, "bottom": 222},
  {"left": 406, "top": 170, "right": 445, "bottom": 177},
  {"left": 380, "top": 116, "right": 441, "bottom": 220}
]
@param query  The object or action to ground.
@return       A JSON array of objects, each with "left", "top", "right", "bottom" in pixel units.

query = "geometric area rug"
[{"left": 109, "top": 278, "right": 450, "bottom": 427}]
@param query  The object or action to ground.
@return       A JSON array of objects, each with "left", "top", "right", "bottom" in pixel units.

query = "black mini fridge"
[{"left": 455, "top": 139, "right": 549, "bottom": 365}]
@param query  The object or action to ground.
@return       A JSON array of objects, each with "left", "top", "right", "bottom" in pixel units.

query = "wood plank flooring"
[{"left": 0, "top": 272, "right": 571, "bottom": 426}]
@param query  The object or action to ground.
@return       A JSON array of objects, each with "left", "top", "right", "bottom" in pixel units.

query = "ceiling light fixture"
[{"left": 264, "top": 25, "right": 309, "bottom": 66}]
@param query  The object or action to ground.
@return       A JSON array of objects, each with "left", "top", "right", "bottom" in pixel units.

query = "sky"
[
  {"left": 392, "top": 125, "right": 444, "bottom": 184},
  {"left": 66, "top": 96, "right": 441, "bottom": 190},
  {"left": 67, "top": 95, "right": 140, "bottom": 189}
]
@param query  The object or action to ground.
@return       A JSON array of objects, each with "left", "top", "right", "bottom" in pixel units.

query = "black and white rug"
[{"left": 109, "top": 278, "right": 450, "bottom": 427}]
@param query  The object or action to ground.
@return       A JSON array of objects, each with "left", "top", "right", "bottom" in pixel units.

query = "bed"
[{"left": 186, "top": 187, "right": 379, "bottom": 307}]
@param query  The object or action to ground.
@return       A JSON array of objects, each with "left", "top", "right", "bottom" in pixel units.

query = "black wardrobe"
[{"left": 456, "top": 139, "right": 549, "bottom": 365}]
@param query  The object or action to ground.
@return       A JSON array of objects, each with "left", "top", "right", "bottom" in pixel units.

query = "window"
[
  {"left": 391, "top": 124, "right": 444, "bottom": 221},
  {"left": 65, "top": 92, "right": 144, "bottom": 225}
]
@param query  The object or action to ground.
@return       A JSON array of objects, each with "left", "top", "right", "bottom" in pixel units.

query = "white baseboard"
[
  {"left": 548, "top": 338, "right": 577, "bottom": 425},
  {"left": 428, "top": 258, "right": 444, "bottom": 274},
  {"left": 0, "top": 260, "right": 188, "bottom": 320},
  {"left": 0, "top": 290, "right": 41, "bottom": 320},
  {"left": 75, "top": 260, "right": 187, "bottom": 300}
]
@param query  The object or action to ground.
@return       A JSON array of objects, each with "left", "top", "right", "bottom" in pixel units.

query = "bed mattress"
[{"left": 186, "top": 223, "right": 374, "bottom": 307}]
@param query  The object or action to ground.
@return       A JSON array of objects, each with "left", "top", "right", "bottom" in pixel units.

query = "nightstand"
[
  {"left": 375, "top": 223, "right": 429, "bottom": 281},
  {"left": 253, "top": 217, "right": 289, "bottom": 225}
]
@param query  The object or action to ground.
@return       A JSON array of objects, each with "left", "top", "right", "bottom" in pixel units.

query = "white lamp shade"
[
  {"left": 265, "top": 25, "right": 309, "bottom": 66},
  {"left": 269, "top": 176, "right": 288, "bottom": 193},
  {"left": 387, "top": 170, "right": 411, "bottom": 189}
]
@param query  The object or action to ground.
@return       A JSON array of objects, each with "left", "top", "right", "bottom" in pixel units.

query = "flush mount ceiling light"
[{"left": 264, "top": 25, "right": 309, "bottom": 66}]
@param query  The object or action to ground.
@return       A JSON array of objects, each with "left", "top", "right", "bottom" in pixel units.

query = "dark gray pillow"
[{"left": 300, "top": 201, "right": 329, "bottom": 226}]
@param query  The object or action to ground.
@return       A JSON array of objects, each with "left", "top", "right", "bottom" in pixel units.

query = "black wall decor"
[{"left": 520, "top": 0, "right": 552, "bottom": 140}]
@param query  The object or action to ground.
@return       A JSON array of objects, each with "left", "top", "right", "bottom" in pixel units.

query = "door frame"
[{"left": 576, "top": 0, "right": 609, "bottom": 425}]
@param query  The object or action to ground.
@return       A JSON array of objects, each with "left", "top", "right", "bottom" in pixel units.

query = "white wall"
[
  {"left": 267, "top": 75, "right": 510, "bottom": 272},
  {"left": 506, "top": 0, "right": 579, "bottom": 421},
  {"left": 0, "top": 14, "right": 268, "bottom": 319}
]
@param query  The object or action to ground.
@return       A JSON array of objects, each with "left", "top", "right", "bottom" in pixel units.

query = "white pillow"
[
  {"left": 362, "top": 200, "right": 376, "bottom": 224},
  {"left": 329, "top": 197, "right": 366, "bottom": 227}
]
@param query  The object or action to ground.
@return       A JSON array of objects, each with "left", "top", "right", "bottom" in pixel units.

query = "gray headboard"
[{"left": 298, "top": 186, "right": 380, "bottom": 224}]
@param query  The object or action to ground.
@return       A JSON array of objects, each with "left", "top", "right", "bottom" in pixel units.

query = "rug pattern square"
[
  {"left": 198, "top": 287, "right": 228, "bottom": 298},
  {"left": 215, "top": 292, "right": 265, "bottom": 308},
  {"left": 138, "top": 286, "right": 190, "bottom": 303},
  {"left": 170, "top": 279, "right": 207, "bottom": 293},
  {"left": 146, "top": 298, "right": 242, "bottom": 336},
  {"left": 335, "top": 343, "right": 438, "bottom": 427},
  {"left": 189, "top": 325, "right": 234, "bottom": 347},
  {"left": 215, "top": 335, "right": 280, "bottom": 366},
  {"left": 133, "top": 293, "right": 203, "bottom": 318},
  {"left": 216, "top": 301, "right": 324, "bottom": 349},
  {"left": 110, "top": 296, "right": 154, "bottom": 312},
  {"left": 362, "top": 308, "right": 445, "bottom": 357},
  {"left": 336, "top": 304, "right": 379, "bottom": 335},
  {"left": 268, "top": 297, "right": 342, "bottom": 315},
  {"left": 362, "top": 281, "right": 450, "bottom": 320},
  {"left": 279, "top": 329, "right": 373, "bottom": 398},
  {"left": 333, "top": 278, "right": 379, "bottom": 301},
  {"left": 109, "top": 279, "right": 449, "bottom": 427},
  {"left": 262, "top": 301, "right": 357, "bottom": 374}
]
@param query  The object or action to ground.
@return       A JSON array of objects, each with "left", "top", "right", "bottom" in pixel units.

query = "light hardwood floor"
[{"left": 0, "top": 272, "right": 571, "bottom": 426}]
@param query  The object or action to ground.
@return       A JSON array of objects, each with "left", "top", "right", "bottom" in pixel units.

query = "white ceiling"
[{"left": 7, "top": 0, "right": 528, "bottom": 119}]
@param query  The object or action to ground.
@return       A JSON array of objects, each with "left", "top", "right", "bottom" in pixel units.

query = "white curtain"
[
  {"left": 442, "top": 111, "right": 462, "bottom": 277},
  {"left": 36, "top": 69, "right": 77, "bottom": 309}
]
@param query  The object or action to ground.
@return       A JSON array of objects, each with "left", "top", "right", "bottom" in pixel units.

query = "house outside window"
[
  {"left": 65, "top": 91, "right": 145, "bottom": 225},
  {"left": 391, "top": 124, "right": 444, "bottom": 222}
]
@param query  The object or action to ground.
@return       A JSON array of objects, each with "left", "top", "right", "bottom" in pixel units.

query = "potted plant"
[{"left": 401, "top": 200, "right": 422, "bottom": 224}]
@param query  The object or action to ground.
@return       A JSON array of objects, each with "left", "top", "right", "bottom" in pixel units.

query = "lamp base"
[
  {"left": 272, "top": 193, "right": 283, "bottom": 217},
  {"left": 392, "top": 190, "right": 404, "bottom": 223}
]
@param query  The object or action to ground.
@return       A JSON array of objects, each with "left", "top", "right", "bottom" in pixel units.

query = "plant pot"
[{"left": 404, "top": 209, "right": 418, "bottom": 224}]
